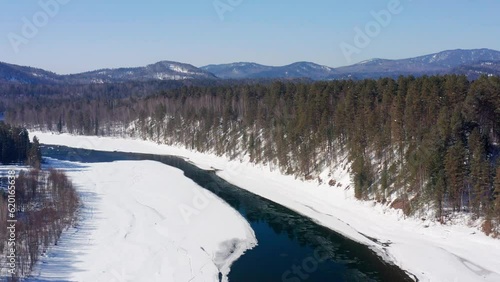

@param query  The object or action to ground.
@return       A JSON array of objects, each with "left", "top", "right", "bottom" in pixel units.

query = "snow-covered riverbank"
[
  {"left": 29, "top": 158, "right": 256, "bottom": 282},
  {"left": 31, "top": 132, "right": 500, "bottom": 282}
]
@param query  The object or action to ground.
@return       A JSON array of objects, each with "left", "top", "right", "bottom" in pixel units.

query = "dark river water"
[{"left": 42, "top": 145, "right": 415, "bottom": 282}]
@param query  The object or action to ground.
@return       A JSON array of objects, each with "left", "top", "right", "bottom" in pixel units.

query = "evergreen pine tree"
[
  {"left": 445, "top": 142, "right": 466, "bottom": 212},
  {"left": 28, "top": 136, "right": 42, "bottom": 170},
  {"left": 494, "top": 166, "right": 500, "bottom": 221}
]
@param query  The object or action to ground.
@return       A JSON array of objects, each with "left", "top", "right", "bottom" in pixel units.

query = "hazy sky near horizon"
[{"left": 1, "top": 0, "right": 499, "bottom": 74}]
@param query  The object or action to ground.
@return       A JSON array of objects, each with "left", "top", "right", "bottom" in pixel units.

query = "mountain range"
[
  {"left": 203, "top": 49, "right": 500, "bottom": 80},
  {"left": 0, "top": 61, "right": 216, "bottom": 84},
  {"left": 201, "top": 62, "right": 337, "bottom": 80},
  {"left": 1, "top": 48, "right": 500, "bottom": 84}
]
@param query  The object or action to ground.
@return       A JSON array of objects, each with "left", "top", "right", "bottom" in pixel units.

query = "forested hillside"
[{"left": 4, "top": 75, "right": 500, "bottom": 233}]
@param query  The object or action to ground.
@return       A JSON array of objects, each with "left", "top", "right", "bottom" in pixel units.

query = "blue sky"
[{"left": 1, "top": 0, "right": 499, "bottom": 74}]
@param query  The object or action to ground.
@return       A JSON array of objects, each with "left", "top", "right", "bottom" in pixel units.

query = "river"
[{"left": 42, "top": 145, "right": 414, "bottom": 282}]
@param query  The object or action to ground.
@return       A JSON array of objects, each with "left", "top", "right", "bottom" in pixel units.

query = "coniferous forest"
[
  {"left": 0, "top": 124, "right": 78, "bottom": 279},
  {"left": 0, "top": 123, "right": 42, "bottom": 169},
  {"left": 3, "top": 75, "right": 500, "bottom": 232}
]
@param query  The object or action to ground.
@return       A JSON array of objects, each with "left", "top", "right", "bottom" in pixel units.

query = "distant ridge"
[
  {"left": 0, "top": 61, "right": 216, "bottom": 84},
  {"left": 66, "top": 61, "right": 217, "bottom": 84},
  {"left": 330, "top": 48, "right": 500, "bottom": 79},
  {"left": 203, "top": 49, "right": 500, "bottom": 80},
  {"left": 201, "top": 62, "right": 337, "bottom": 80},
  {"left": 1, "top": 48, "right": 500, "bottom": 84}
]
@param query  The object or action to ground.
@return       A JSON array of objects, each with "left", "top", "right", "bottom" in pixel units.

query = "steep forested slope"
[{"left": 4, "top": 75, "right": 500, "bottom": 233}]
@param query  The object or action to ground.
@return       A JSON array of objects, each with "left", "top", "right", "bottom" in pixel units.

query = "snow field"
[{"left": 29, "top": 158, "right": 256, "bottom": 282}]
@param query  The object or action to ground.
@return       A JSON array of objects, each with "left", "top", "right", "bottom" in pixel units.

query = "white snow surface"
[
  {"left": 28, "top": 158, "right": 256, "bottom": 282},
  {"left": 30, "top": 132, "right": 500, "bottom": 282}
]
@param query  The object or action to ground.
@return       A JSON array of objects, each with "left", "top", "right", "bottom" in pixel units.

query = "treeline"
[
  {"left": 5, "top": 75, "right": 500, "bottom": 232},
  {"left": 0, "top": 169, "right": 79, "bottom": 280},
  {"left": 0, "top": 123, "right": 42, "bottom": 169},
  {"left": 0, "top": 79, "right": 214, "bottom": 99},
  {"left": 0, "top": 77, "right": 302, "bottom": 100}
]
